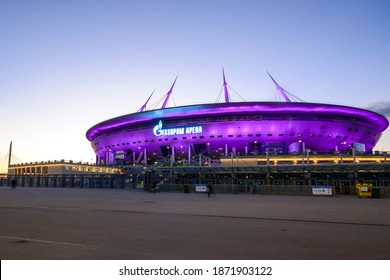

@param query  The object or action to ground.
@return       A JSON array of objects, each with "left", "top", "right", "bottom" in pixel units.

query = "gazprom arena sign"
[{"left": 153, "top": 120, "right": 203, "bottom": 137}]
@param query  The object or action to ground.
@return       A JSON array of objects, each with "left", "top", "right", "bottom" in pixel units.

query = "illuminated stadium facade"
[{"left": 86, "top": 73, "right": 389, "bottom": 166}]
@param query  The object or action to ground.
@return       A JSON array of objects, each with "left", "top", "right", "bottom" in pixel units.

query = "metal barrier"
[{"left": 1, "top": 172, "right": 389, "bottom": 197}]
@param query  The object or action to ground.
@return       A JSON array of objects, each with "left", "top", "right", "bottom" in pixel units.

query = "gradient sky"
[{"left": 1, "top": 0, "right": 390, "bottom": 171}]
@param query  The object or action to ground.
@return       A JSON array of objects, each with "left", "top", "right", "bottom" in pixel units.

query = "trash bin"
[
  {"left": 183, "top": 185, "right": 189, "bottom": 193},
  {"left": 372, "top": 187, "right": 381, "bottom": 199},
  {"left": 355, "top": 183, "right": 372, "bottom": 198}
]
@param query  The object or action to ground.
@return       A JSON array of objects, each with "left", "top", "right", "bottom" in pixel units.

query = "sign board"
[
  {"left": 312, "top": 186, "right": 332, "bottom": 196},
  {"left": 353, "top": 142, "right": 366, "bottom": 153},
  {"left": 115, "top": 151, "right": 125, "bottom": 159},
  {"left": 153, "top": 120, "right": 203, "bottom": 137},
  {"left": 195, "top": 184, "right": 208, "bottom": 192}
]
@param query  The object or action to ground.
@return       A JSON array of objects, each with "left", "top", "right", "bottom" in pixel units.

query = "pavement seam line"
[{"left": 0, "top": 235, "right": 87, "bottom": 247}]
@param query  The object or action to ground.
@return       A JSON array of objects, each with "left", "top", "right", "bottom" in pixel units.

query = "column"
[
  {"left": 225, "top": 144, "right": 228, "bottom": 157},
  {"left": 188, "top": 145, "right": 192, "bottom": 166},
  {"left": 266, "top": 150, "right": 270, "bottom": 166},
  {"left": 171, "top": 145, "right": 175, "bottom": 165}
]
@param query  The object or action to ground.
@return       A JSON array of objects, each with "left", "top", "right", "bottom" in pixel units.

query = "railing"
[{"left": 1, "top": 171, "right": 389, "bottom": 197}]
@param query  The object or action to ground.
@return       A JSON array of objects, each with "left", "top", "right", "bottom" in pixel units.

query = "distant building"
[{"left": 8, "top": 160, "right": 118, "bottom": 176}]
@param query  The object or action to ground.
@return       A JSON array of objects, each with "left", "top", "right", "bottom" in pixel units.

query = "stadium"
[{"left": 86, "top": 72, "right": 389, "bottom": 166}]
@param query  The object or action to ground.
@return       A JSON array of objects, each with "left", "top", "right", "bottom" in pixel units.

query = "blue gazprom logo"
[{"left": 153, "top": 120, "right": 203, "bottom": 137}]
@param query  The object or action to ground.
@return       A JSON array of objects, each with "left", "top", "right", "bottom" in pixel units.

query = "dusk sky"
[{"left": 1, "top": 0, "right": 389, "bottom": 171}]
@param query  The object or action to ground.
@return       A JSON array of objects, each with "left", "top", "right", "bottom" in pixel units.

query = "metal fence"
[{"left": 1, "top": 173, "right": 390, "bottom": 197}]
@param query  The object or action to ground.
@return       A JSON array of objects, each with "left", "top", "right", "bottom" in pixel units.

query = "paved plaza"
[{"left": 0, "top": 187, "right": 389, "bottom": 259}]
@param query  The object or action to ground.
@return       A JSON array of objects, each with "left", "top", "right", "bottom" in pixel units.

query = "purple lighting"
[{"left": 86, "top": 100, "right": 389, "bottom": 165}]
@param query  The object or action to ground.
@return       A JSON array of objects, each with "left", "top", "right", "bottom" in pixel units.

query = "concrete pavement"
[{"left": 0, "top": 187, "right": 389, "bottom": 259}]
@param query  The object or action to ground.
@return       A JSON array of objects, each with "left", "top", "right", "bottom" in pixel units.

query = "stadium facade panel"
[{"left": 86, "top": 101, "right": 388, "bottom": 165}]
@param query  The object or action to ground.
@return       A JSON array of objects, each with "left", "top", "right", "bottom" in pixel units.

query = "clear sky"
[{"left": 1, "top": 0, "right": 390, "bottom": 171}]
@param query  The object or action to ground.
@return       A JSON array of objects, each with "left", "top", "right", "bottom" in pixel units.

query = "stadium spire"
[
  {"left": 8, "top": 141, "right": 12, "bottom": 168},
  {"left": 267, "top": 71, "right": 292, "bottom": 102},
  {"left": 161, "top": 76, "right": 178, "bottom": 109},
  {"left": 137, "top": 90, "right": 154, "bottom": 112},
  {"left": 222, "top": 68, "right": 230, "bottom": 103}
]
